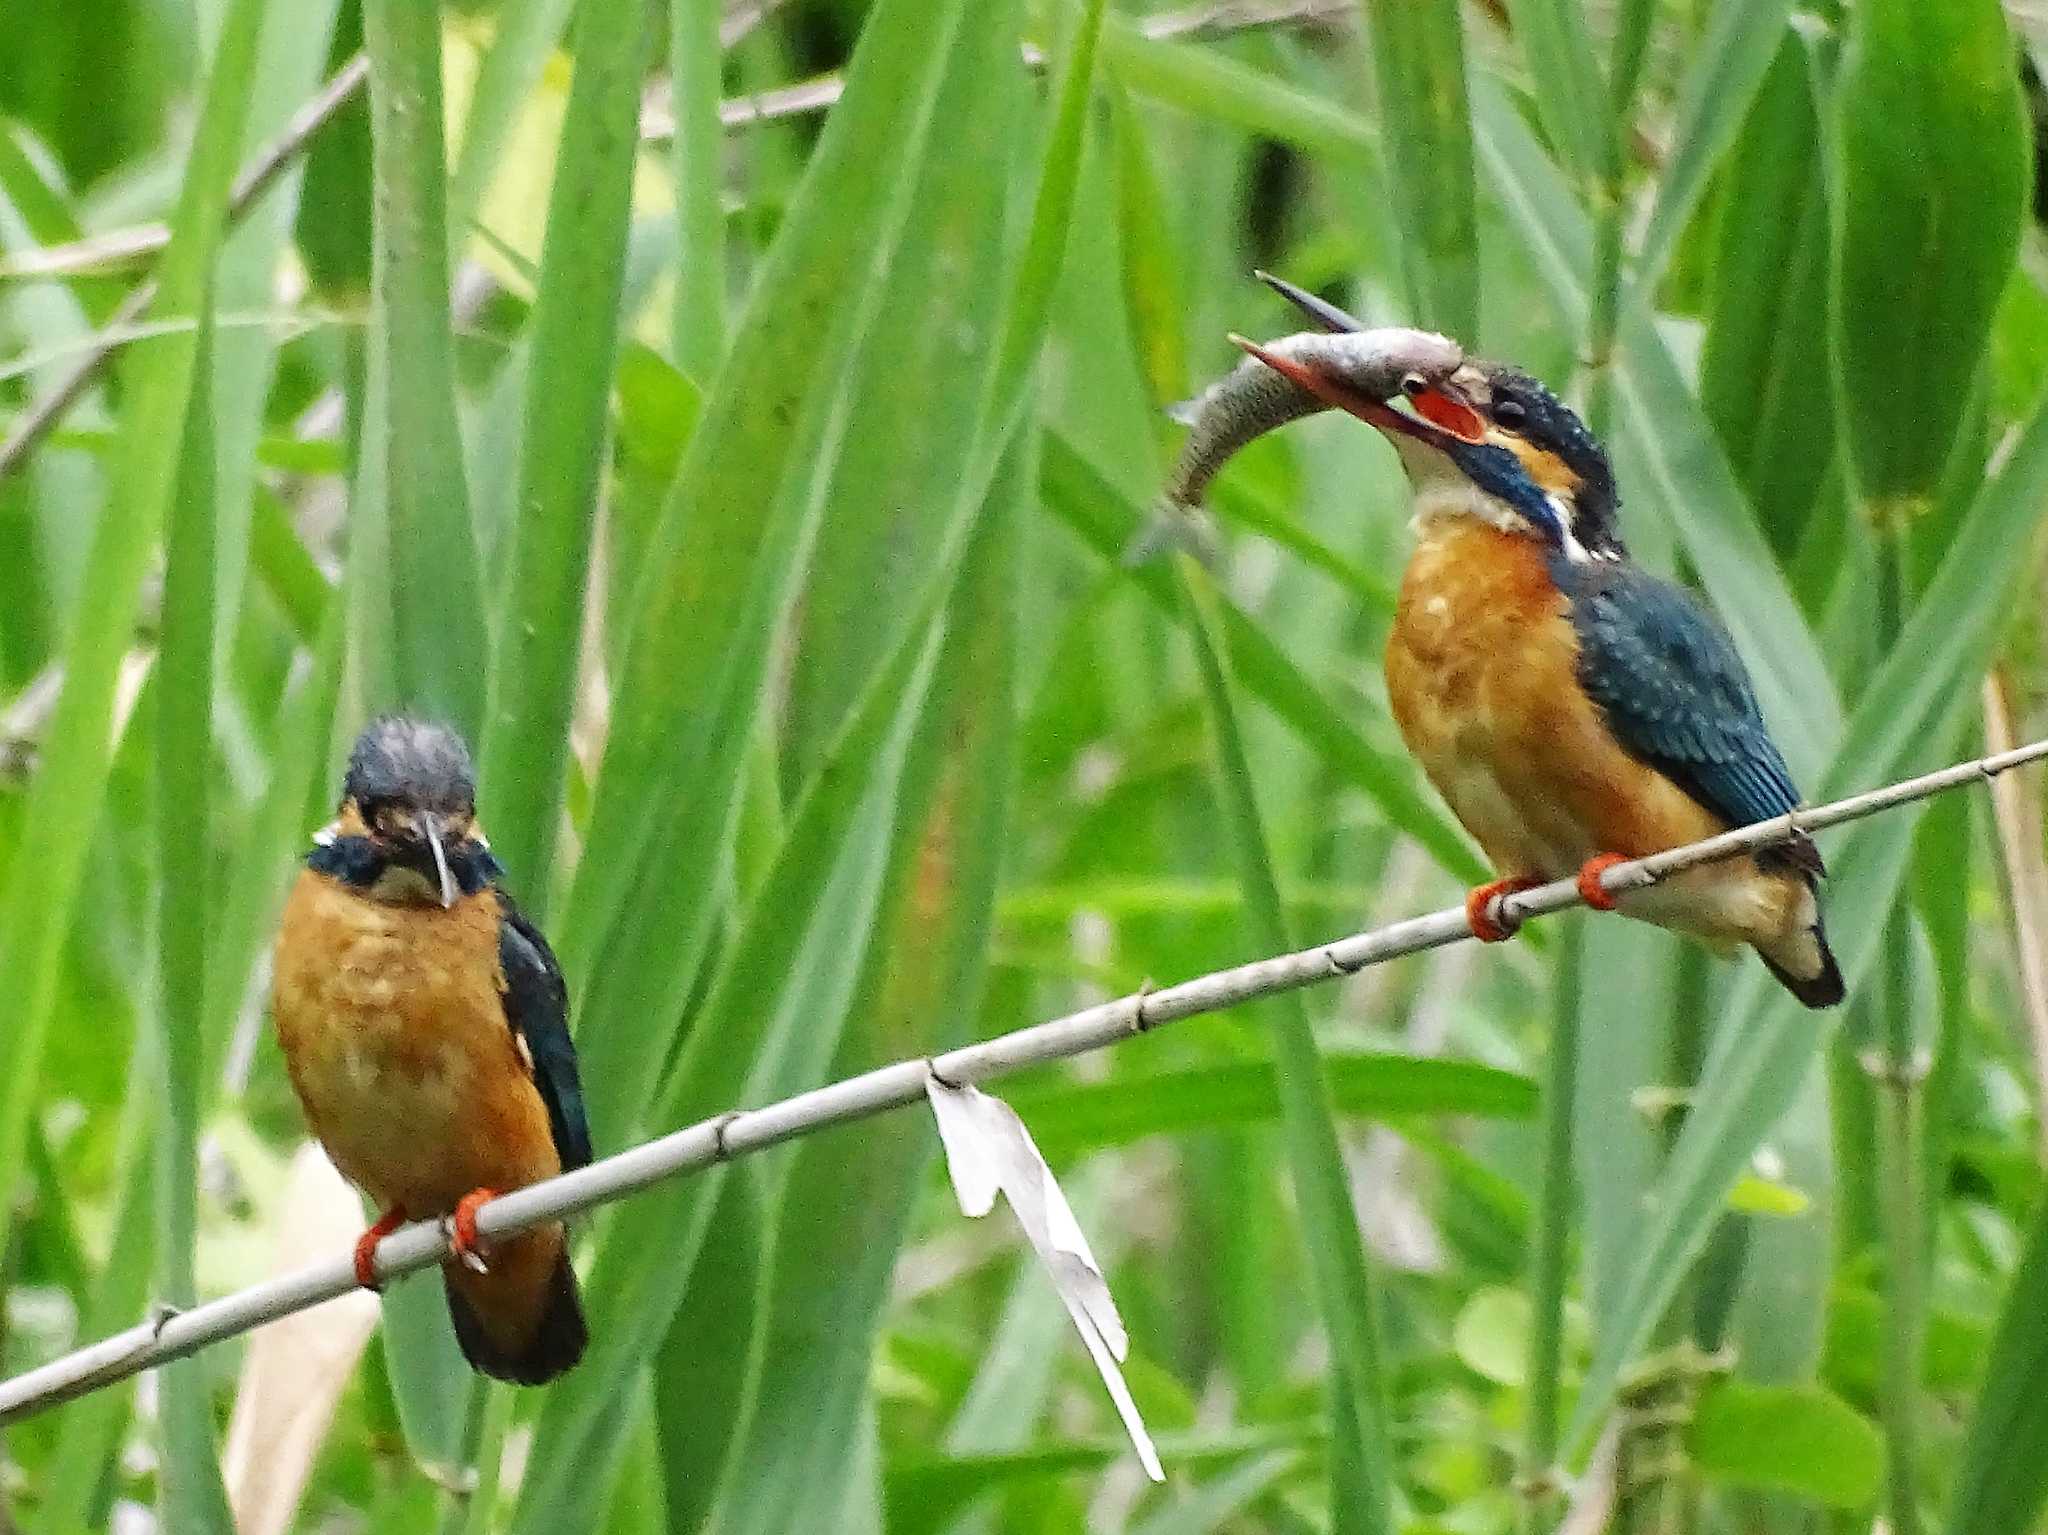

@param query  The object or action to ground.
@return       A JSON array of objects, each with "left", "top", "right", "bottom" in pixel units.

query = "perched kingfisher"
[
  {"left": 273, "top": 716, "right": 592, "bottom": 1382},
  {"left": 1242, "top": 277, "right": 1843, "bottom": 1008}
]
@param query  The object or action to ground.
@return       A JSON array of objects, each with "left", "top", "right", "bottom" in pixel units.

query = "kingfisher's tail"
[
  {"left": 443, "top": 1223, "right": 586, "bottom": 1385},
  {"left": 1756, "top": 913, "right": 1845, "bottom": 1010}
]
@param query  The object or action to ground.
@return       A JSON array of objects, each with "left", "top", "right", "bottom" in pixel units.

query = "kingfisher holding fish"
[{"left": 1162, "top": 274, "right": 1841, "bottom": 1007}]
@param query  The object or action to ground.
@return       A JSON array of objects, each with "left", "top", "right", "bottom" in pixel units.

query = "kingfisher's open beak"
[
  {"left": 421, "top": 813, "right": 458, "bottom": 908},
  {"left": 1248, "top": 271, "right": 1489, "bottom": 448},
  {"left": 1228, "top": 334, "right": 1487, "bottom": 449}
]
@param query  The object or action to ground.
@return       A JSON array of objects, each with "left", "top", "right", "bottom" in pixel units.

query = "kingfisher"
[
  {"left": 272, "top": 715, "right": 592, "bottom": 1382},
  {"left": 1241, "top": 276, "right": 1843, "bottom": 1008}
]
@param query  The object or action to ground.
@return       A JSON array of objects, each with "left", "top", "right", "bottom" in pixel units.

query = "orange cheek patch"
[
  {"left": 1412, "top": 389, "right": 1487, "bottom": 442},
  {"left": 1506, "top": 438, "right": 1579, "bottom": 495}
]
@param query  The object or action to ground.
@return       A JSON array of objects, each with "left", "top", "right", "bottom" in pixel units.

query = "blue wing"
[
  {"left": 1558, "top": 560, "right": 1813, "bottom": 861},
  {"left": 497, "top": 897, "right": 593, "bottom": 1172}
]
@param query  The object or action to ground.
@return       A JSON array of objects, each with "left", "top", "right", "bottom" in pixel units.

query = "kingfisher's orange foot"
[
  {"left": 354, "top": 1205, "right": 407, "bottom": 1291},
  {"left": 451, "top": 1188, "right": 498, "bottom": 1275},
  {"left": 1576, "top": 853, "right": 1630, "bottom": 912},
  {"left": 1466, "top": 876, "right": 1541, "bottom": 942}
]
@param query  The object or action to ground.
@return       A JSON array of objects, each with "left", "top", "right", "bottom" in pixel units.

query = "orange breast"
[
  {"left": 1384, "top": 520, "right": 1725, "bottom": 879},
  {"left": 272, "top": 872, "right": 559, "bottom": 1216}
]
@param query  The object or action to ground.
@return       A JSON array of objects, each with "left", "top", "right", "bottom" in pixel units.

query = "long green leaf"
[
  {"left": 1832, "top": 0, "right": 2027, "bottom": 517},
  {"left": 479, "top": 0, "right": 653, "bottom": 909},
  {"left": 0, "top": 0, "right": 262, "bottom": 1306},
  {"left": 1633, "top": 0, "right": 1796, "bottom": 295},
  {"left": 668, "top": 0, "right": 723, "bottom": 377},
  {"left": 559, "top": 0, "right": 974, "bottom": 1146},
  {"left": 1359, "top": 0, "right": 1478, "bottom": 335},
  {"left": 363, "top": 0, "right": 486, "bottom": 731},
  {"left": 511, "top": 606, "right": 951, "bottom": 1532},
  {"left": 1181, "top": 560, "right": 1393, "bottom": 1533},
  {"left": 152, "top": 314, "right": 233, "bottom": 1535},
  {"left": 1946, "top": 1194, "right": 2048, "bottom": 1534},
  {"left": 712, "top": 425, "right": 1022, "bottom": 1535},
  {"left": 1698, "top": 38, "right": 1835, "bottom": 562},
  {"left": 1010, "top": 1053, "right": 1537, "bottom": 1153}
]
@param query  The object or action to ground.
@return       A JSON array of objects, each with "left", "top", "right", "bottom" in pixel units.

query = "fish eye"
[{"left": 1495, "top": 398, "right": 1528, "bottom": 429}]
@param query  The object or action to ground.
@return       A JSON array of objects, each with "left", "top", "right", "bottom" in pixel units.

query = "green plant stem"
[
  {"left": 670, "top": 0, "right": 725, "bottom": 378},
  {"left": 1521, "top": 915, "right": 1583, "bottom": 1532},
  {"left": 1580, "top": 0, "right": 1655, "bottom": 436},
  {"left": 1178, "top": 556, "right": 1395, "bottom": 1533},
  {"left": 1871, "top": 898, "right": 1928, "bottom": 1535},
  {"left": 449, "top": 1384, "right": 515, "bottom": 1535}
]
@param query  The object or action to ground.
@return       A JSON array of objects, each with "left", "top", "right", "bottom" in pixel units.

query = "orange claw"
[
  {"left": 1466, "top": 876, "right": 1540, "bottom": 942},
  {"left": 354, "top": 1205, "right": 407, "bottom": 1291},
  {"left": 451, "top": 1188, "right": 498, "bottom": 1274},
  {"left": 1577, "top": 853, "right": 1629, "bottom": 912}
]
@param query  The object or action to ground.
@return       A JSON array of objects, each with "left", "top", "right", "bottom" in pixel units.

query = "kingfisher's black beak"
[
  {"left": 1254, "top": 270, "right": 1365, "bottom": 334},
  {"left": 421, "top": 813, "right": 458, "bottom": 909},
  {"left": 1228, "top": 334, "right": 1487, "bottom": 449}
]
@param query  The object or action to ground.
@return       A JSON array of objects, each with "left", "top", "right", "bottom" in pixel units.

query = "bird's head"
[
  {"left": 1243, "top": 274, "right": 1623, "bottom": 562},
  {"left": 314, "top": 715, "right": 499, "bottom": 907}
]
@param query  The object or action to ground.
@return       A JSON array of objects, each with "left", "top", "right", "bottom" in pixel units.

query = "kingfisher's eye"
[
  {"left": 1495, "top": 398, "right": 1528, "bottom": 429},
  {"left": 1399, "top": 373, "right": 1426, "bottom": 398}
]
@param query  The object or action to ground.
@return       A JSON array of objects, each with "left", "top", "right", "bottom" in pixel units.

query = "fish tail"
[{"left": 1121, "top": 501, "right": 1220, "bottom": 568}]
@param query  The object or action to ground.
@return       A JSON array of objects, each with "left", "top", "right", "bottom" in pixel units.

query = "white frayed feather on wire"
[{"left": 927, "top": 1074, "right": 1164, "bottom": 1482}]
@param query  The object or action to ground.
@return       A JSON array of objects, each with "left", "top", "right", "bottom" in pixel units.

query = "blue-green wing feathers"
[
  {"left": 497, "top": 899, "right": 593, "bottom": 1171},
  {"left": 1559, "top": 560, "right": 1816, "bottom": 869}
]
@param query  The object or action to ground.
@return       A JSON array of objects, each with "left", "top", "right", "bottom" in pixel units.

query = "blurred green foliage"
[{"left": 2, "top": 1, "right": 2048, "bottom": 1532}]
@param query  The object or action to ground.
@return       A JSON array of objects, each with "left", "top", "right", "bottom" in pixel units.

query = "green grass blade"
[
  {"left": 1102, "top": 19, "right": 1380, "bottom": 166},
  {"left": 1945, "top": 1194, "right": 2048, "bottom": 1534},
  {"left": 1633, "top": 0, "right": 1796, "bottom": 297},
  {"left": 780, "top": 0, "right": 1022, "bottom": 777},
  {"left": 559, "top": 0, "right": 974, "bottom": 1145},
  {"left": 1831, "top": 0, "right": 2027, "bottom": 519},
  {"left": 711, "top": 437, "right": 1021, "bottom": 1535},
  {"left": 1180, "top": 560, "right": 1393, "bottom": 1533},
  {"left": 202, "top": 607, "right": 346, "bottom": 1081},
  {"left": 0, "top": 0, "right": 262, "bottom": 1305},
  {"left": 1130, "top": 1451, "right": 1301, "bottom": 1534},
  {"left": 651, "top": 1167, "right": 773, "bottom": 1533},
  {"left": 1038, "top": 432, "right": 1482, "bottom": 879},
  {"left": 152, "top": 317, "right": 234, "bottom": 1535},
  {"left": 447, "top": 0, "right": 579, "bottom": 244},
  {"left": 511, "top": 611, "right": 953, "bottom": 1532},
  {"left": 1500, "top": 0, "right": 1608, "bottom": 182},
  {"left": 207, "top": 0, "right": 343, "bottom": 657},
  {"left": 36, "top": 1068, "right": 158, "bottom": 1535},
  {"left": 1009, "top": 1053, "right": 1537, "bottom": 1153},
  {"left": 1698, "top": 39, "right": 1835, "bottom": 563},
  {"left": 363, "top": 0, "right": 486, "bottom": 731},
  {"left": 1359, "top": 0, "right": 1478, "bottom": 335},
  {"left": 478, "top": 0, "right": 654, "bottom": 909},
  {"left": 668, "top": 0, "right": 723, "bottom": 377}
]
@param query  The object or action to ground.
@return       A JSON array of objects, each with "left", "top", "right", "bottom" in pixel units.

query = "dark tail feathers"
[
  {"left": 1759, "top": 918, "right": 1845, "bottom": 1010},
  {"left": 444, "top": 1249, "right": 587, "bottom": 1385}
]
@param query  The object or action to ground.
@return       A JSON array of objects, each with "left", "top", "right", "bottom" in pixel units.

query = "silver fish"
[
  {"left": 1127, "top": 324, "right": 1464, "bottom": 565},
  {"left": 1162, "top": 327, "right": 1465, "bottom": 511}
]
